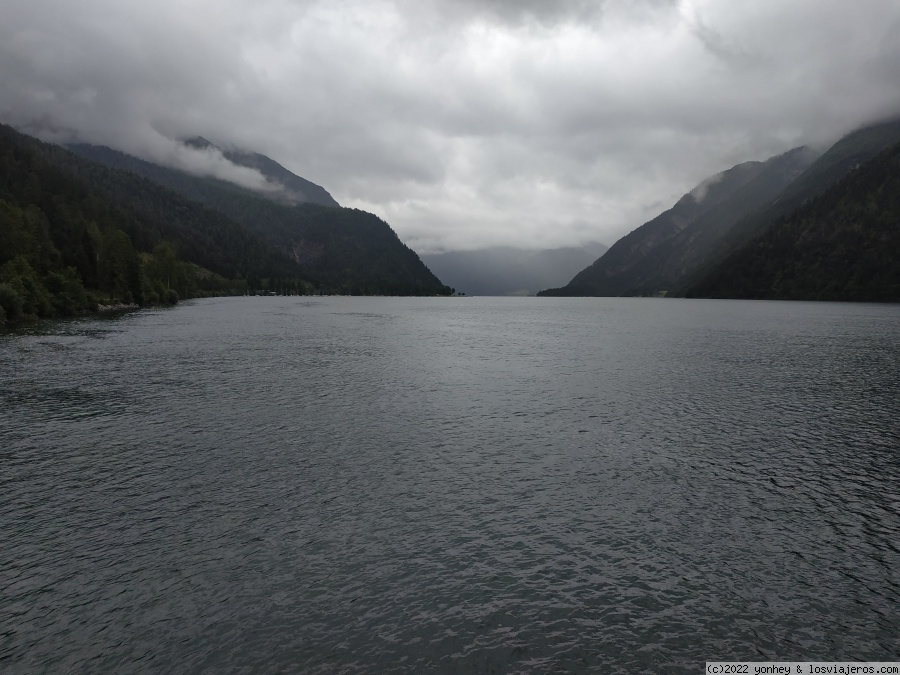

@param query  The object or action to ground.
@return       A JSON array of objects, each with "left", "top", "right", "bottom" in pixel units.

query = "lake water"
[{"left": 1, "top": 296, "right": 898, "bottom": 673}]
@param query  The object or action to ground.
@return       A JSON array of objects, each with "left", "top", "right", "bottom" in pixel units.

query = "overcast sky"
[{"left": 2, "top": 0, "right": 900, "bottom": 252}]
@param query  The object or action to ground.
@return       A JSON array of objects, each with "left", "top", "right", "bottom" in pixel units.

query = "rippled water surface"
[{"left": 1, "top": 297, "right": 898, "bottom": 673}]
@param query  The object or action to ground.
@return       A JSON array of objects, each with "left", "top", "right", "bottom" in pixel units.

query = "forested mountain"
[
  {"left": 421, "top": 242, "right": 608, "bottom": 296},
  {"left": 539, "top": 146, "right": 818, "bottom": 296},
  {"left": 188, "top": 136, "right": 340, "bottom": 207},
  {"left": 68, "top": 143, "right": 450, "bottom": 295},
  {"left": 540, "top": 117, "right": 900, "bottom": 299},
  {"left": 0, "top": 124, "right": 451, "bottom": 323},
  {"left": 685, "top": 140, "right": 900, "bottom": 301},
  {"left": 71, "top": 137, "right": 340, "bottom": 210},
  {"left": 672, "top": 117, "right": 900, "bottom": 294},
  {"left": 35, "top": 140, "right": 304, "bottom": 282},
  {"left": 0, "top": 123, "right": 256, "bottom": 323}
]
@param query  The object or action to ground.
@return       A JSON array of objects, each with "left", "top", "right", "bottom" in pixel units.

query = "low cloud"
[
  {"left": 2, "top": 0, "right": 899, "bottom": 251},
  {"left": 690, "top": 172, "right": 724, "bottom": 204},
  {"left": 155, "top": 141, "right": 281, "bottom": 194}
]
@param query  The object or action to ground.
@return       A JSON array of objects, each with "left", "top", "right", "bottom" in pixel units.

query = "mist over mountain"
[
  {"left": 539, "top": 147, "right": 819, "bottom": 296},
  {"left": 5, "top": 0, "right": 900, "bottom": 253},
  {"left": 6, "top": 106, "right": 900, "bottom": 314},
  {"left": 0, "top": 123, "right": 451, "bottom": 321},
  {"left": 540, "top": 118, "right": 900, "bottom": 301},
  {"left": 64, "top": 141, "right": 449, "bottom": 296},
  {"left": 421, "top": 243, "right": 608, "bottom": 296},
  {"left": 183, "top": 137, "right": 340, "bottom": 208},
  {"left": 686, "top": 139, "right": 900, "bottom": 301},
  {"left": 0, "top": 122, "right": 291, "bottom": 320},
  {"left": 674, "top": 118, "right": 900, "bottom": 292}
]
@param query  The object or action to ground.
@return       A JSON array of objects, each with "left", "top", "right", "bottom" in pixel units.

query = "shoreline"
[{"left": 96, "top": 302, "right": 141, "bottom": 313}]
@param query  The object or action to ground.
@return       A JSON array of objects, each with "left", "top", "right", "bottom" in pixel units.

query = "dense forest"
[
  {"left": 0, "top": 124, "right": 300, "bottom": 324},
  {"left": 539, "top": 118, "right": 900, "bottom": 300},
  {"left": 685, "top": 140, "right": 900, "bottom": 301},
  {"left": 674, "top": 118, "right": 900, "bottom": 296},
  {"left": 0, "top": 125, "right": 451, "bottom": 324},
  {"left": 67, "top": 144, "right": 452, "bottom": 296}
]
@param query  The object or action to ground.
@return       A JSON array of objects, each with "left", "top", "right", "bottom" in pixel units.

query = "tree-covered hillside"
[
  {"left": 672, "top": 118, "right": 900, "bottom": 295},
  {"left": 67, "top": 144, "right": 451, "bottom": 296},
  {"left": 685, "top": 141, "right": 900, "bottom": 301},
  {"left": 0, "top": 124, "right": 451, "bottom": 324},
  {"left": 539, "top": 118, "right": 900, "bottom": 300},
  {"left": 0, "top": 124, "right": 266, "bottom": 323},
  {"left": 539, "top": 147, "right": 816, "bottom": 296}
]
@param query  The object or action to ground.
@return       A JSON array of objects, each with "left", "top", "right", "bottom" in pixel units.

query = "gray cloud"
[{"left": 2, "top": 0, "right": 899, "bottom": 253}]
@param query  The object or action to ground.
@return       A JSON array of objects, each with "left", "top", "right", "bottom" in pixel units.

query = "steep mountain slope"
[
  {"left": 66, "top": 143, "right": 451, "bottom": 295},
  {"left": 421, "top": 242, "right": 608, "bottom": 296},
  {"left": 623, "top": 146, "right": 819, "bottom": 296},
  {"left": 2, "top": 124, "right": 299, "bottom": 282},
  {"left": 0, "top": 123, "right": 273, "bottom": 320},
  {"left": 685, "top": 140, "right": 900, "bottom": 301},
  {"left": 183, "top": 136, "right": 340, "bottom": 207},
  {"left": 539, "top": 118, "right": 900, "bottom": 298},
  {"left": 672, "top": 118, "right": 900, "bottom": 294},
  {"left": 539, "top": 147, "right": 817, "bottom": 296}
]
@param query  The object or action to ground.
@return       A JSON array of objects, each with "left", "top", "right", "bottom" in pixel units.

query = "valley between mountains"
[{"left": 2, "top": 117, "right": 899, "bottom": 324}]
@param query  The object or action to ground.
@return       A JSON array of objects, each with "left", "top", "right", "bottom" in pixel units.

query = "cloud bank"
[{"left": 2, "top": 0, "right": 899, "bottom": 252}]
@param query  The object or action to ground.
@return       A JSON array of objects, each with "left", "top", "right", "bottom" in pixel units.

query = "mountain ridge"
[
  {"left": 65, "top": 142, "right": 451, "bottom": 295},
  {"left": 539, "top": 147, "right": 818, "bottom": 296},
  {"left": 539, "top": 117, "right": 900, "bottom": 299},
  {"left": 672, "top": 117, "right": 900, "bottom": 294},
  {"left": 0, "top": 124, "right": 451, "bottom": 314},
  {"left": 685, "top": 139, "right": 900, "bottom": 301},
  {"left": 183, "top": 136, "right": 340, "bottom": 207}
]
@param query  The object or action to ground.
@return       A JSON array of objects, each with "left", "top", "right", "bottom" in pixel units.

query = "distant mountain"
[
  {"left": 685, "top": 139, "right": 900, "bottom": 301},
  {"left": 421, "top": 242, "right": 608, "bottom": 296},
  {"left": 183, "top": 136, "right": 340, "bottom": 207},
  {"left": 539, "top": 146, "right": 818, "bottom": 296},
  {"left": 66, "top": 143, "right": 451, "bottom": 295}
]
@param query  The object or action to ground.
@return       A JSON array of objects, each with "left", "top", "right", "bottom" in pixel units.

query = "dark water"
[{"left": 1, "top": 297, "right": 898, "bottom": 673}]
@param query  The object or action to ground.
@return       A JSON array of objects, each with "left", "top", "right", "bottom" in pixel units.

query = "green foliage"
[
  {"left": 148, "top": 242, "right": 179, "bottom": 288},
  {"left": 0, "top": 124, "right": 301, "bottom": 291},
  {"left": 98, "top": 230, "right": 143, "bottom": 304},
  {"left": 0, "top": 256, "right": 54, "bottom": 318},
  {"left": 0, "top": 127, "right": 151, "bottom": 319},
  {"left": 0, "top": 125, "right": 240, "bottom": 320},
  {"left": 0, "top": 200, "right": 59, "bottom": 271},
  {"left": 0, "top": 282, "right": 23, "bottom": 322},
  {"left": 0, "top": 200, "right": 32, "bottom": 265},
  {"left": 44, "top": 267, "right": 92, "bottom": 316}
]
